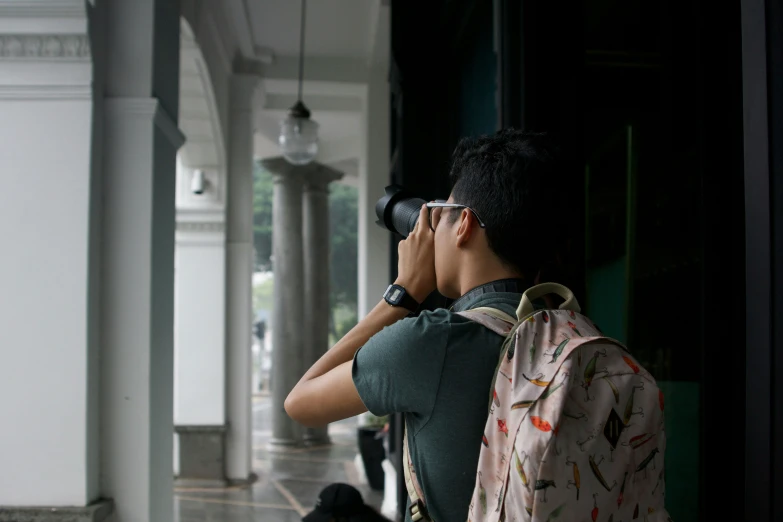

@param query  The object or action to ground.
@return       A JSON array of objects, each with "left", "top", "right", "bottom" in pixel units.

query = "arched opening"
[{"left": 172, "top": 17, "right": 235, "bottom": 486}]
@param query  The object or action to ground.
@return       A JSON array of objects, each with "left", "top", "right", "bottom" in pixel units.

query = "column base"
[
  {"left": 266, "top": 437, "right": 302, "bottom": 453},
  {"left": 0, "top": 499, "right": 113, "bottom": 521},
  {"left": 303, "top": 427, "right": 331, "bottom": 447},
  {"left": 174, "top": 473, "right": 258, "bottom": 489},
  {"left": 175, "top": 425, "right": 227, "bottom": 484},
  {"left": 173, "top": 477, "right": 228, "bottom": 488},
  {"left": 228, "top": 472, "right": 259, "bottom": 487}
]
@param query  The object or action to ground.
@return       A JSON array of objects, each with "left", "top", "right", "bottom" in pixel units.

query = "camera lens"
[{"left": 375, "top": 185, "right": 426, "bottom": 238}]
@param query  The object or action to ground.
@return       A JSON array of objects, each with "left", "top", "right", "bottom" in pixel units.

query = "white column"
[
  {"left": 0, "top": 1, "right": 106, "bottom": 513},
  {"left": 359, "top": 68, "right": 391, "bottom": 319},
  {"left": 224, "top": 74, "right": 258, "bottom": 480},
  {"left": 302, "top": 165, "right": 343, "bottom": 445},
  {"left": 263, "top": 157, "right": 306, "bottom": 448},
  {"left": 99, "top": 1, "right": 183, "bottom": 521},
  {"left": 173, "top": 162, "right": 227, "bottom": 484}
]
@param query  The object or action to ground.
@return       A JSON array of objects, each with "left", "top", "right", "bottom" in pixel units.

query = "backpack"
[{"left": 402, "top": 283, "right": 670, "bottom": 522}]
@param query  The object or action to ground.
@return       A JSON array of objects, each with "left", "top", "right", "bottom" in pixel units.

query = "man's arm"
[
  {"left": 284, "top": 299, "right": 409, "bottom": 427},
  {"left": 285, "top": 204, "right": 436, "bottom": 427}
]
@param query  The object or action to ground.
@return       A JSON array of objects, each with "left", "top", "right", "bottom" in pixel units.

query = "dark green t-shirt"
[{"left": 352, "top": 287, "right": 524, "bottom": 522}]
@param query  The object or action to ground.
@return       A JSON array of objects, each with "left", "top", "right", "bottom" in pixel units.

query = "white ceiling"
[
  {"left": 175, "top": 0, "right": 386, "bottom": 194},
  {"left": 230, "top": 0, "right": 386, "bottom": 180},
  {"left": 244, "top": 0, "right": 375, "bottom": 59},
  {"left": 215, "top": 0, "right": 389, "bottom": 180}
]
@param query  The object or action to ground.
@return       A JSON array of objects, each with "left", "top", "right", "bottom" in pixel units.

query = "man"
[{"left": 286, "top": 130, "right": 569, "bottom": 521}]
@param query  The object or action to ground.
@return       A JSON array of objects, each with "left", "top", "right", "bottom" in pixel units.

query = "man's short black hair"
[{"left": 449, "top": 129, "right": 570, "bottom": 280}]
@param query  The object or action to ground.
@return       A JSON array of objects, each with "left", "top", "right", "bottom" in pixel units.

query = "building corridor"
[{"left": 174, "top": 395, "right": 383, "bottom": 521}]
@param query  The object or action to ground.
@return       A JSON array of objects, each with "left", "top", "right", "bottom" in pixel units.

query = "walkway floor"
[{"left": 174, "top": 395, "right": 384, "bottom": 521}]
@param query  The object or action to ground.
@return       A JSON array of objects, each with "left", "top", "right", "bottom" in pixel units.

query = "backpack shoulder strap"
[
  {"left": 403, "top": 421, "right": 433, "bottom": 521},
  {"left": 402, "top": 308, "right": 513, "bottom": 520},
  {"left": 456, "top": 307, "right": 516, "bottom": 336},
  {"left": 457, "top": 307, "right": 519, "bottom": 413}
]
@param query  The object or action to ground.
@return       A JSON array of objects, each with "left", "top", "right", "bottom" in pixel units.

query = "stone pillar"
[
  {"left": 262, "top": 156, "right": 306, "bottom": 448},
  {"left": 0, "top": 1, "right": 111, "bottom": 517},
  {"left": 302, "top": 165, "right": 344, "bottom": 445},
  {"left": 99, "top": 1, "right": 183, "bottom": 521},
  {"left": 224, "top": 74, "right": 258, "bottom": 481}
]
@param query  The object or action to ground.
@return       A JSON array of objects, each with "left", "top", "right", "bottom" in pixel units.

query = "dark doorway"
[{"left": 388, "top": 0, "right": 763, "bottom": 520}]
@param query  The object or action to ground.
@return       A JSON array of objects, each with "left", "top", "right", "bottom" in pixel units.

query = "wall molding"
[
  {"left": 0, "top": 84, "right": 91, "bottom": 100},
  {"left": 176, "top": 207, "right": 225, "bottom": 219},
  {"left": 176, "top": 222, "right": 225, "bottom": 233},
  {"left": 0, "top": 1, "right": 86, "bottom": 19},
  {"left": 0, "top": 34, "right": 90, "bottom": 60}
]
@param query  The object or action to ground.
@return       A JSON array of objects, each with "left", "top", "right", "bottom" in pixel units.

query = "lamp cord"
[{"left": 297, "top": 0, "right": 306, "bottom": 102}]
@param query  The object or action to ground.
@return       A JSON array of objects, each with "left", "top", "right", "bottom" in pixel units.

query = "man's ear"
[{"left": 455, "top": 209, "right": 475, "bottom": 247}]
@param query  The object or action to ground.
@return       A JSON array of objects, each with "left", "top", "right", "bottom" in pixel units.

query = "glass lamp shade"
[{"left": 279, "top": 115, "right": 319, "bottom": 165}]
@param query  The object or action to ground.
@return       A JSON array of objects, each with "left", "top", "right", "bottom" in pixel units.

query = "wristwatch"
[{"left": 383, "top": 284, "right": 420, "bottom": 312}]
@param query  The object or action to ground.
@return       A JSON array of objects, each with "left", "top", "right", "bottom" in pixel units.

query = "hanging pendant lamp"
[{"left": 278, "top": 0, "right": 318, "bottom": 165}]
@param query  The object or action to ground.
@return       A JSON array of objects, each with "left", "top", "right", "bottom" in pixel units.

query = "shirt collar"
[{"left": 448, "top": 278, "right": 529, "bottom": 313}]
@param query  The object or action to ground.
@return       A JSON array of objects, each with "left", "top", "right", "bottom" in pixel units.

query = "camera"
[
  {"left": 191, "top": 169, "right": 206, "bottom": 195},
  {"left": 374, "top": 185, "right": 426, "bottom": 238}
]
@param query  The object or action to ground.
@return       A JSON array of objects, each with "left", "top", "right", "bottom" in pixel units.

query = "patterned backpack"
[{"left": 403, "top": 283, "right": 670, "bottom": 522}]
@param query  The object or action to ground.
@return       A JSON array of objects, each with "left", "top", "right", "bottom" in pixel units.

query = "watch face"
[{"left": 389, "top": 287, "right": 402, "bottom": 303}]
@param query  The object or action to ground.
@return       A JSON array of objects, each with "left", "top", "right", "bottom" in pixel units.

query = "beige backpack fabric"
[{"left": 403, "top": 283, "right": 670, "bottom": 522}]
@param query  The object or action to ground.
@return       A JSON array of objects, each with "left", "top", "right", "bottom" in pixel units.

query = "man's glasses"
[{"left": 425, "top": 201, "right": 487, "bottom": 232}]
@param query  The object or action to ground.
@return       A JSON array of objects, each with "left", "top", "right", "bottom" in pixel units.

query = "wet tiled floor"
[{"left": 174, "top": 396, "right": 383, "bottom": 521}]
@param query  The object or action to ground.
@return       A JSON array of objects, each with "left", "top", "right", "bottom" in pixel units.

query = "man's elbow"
[
  {"left": 283, "top": 391, "right": 300, "bottom": 423},
  {"left": 284, "top": 389, "right": 315, "bottom": 427}
]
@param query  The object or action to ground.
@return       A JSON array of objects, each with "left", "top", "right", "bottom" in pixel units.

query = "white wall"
[
  {"left": 174, "top": 240, "right": 227, "bottom": 425},
  {"left": 0, "top": 2, "right": 95, "bottom": 502},
  {"left": 0, "top": 99, "right": 94, "bottom": 505}
]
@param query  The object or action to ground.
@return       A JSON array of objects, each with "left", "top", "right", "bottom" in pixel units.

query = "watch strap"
[{"left": 398, "top": 290, "right": 420, "bottom": 312}]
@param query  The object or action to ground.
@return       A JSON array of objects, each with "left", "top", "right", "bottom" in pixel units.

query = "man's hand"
[{"left": 395, "top": 204, "right": 437, "bottom": 303}]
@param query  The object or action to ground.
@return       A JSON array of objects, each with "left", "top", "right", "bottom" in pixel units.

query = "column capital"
[
  {"left": 230, "top": 72, "right": 262, "bottom": 113},
  {"left": 303, "top": 164, "right": 344, "bottom": 194},
  {"left": 260, "top": 156, "right": 303, "bottom": 184},
  {"left": 261, "top": 157, "right": 343, "bottom": 191}
]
